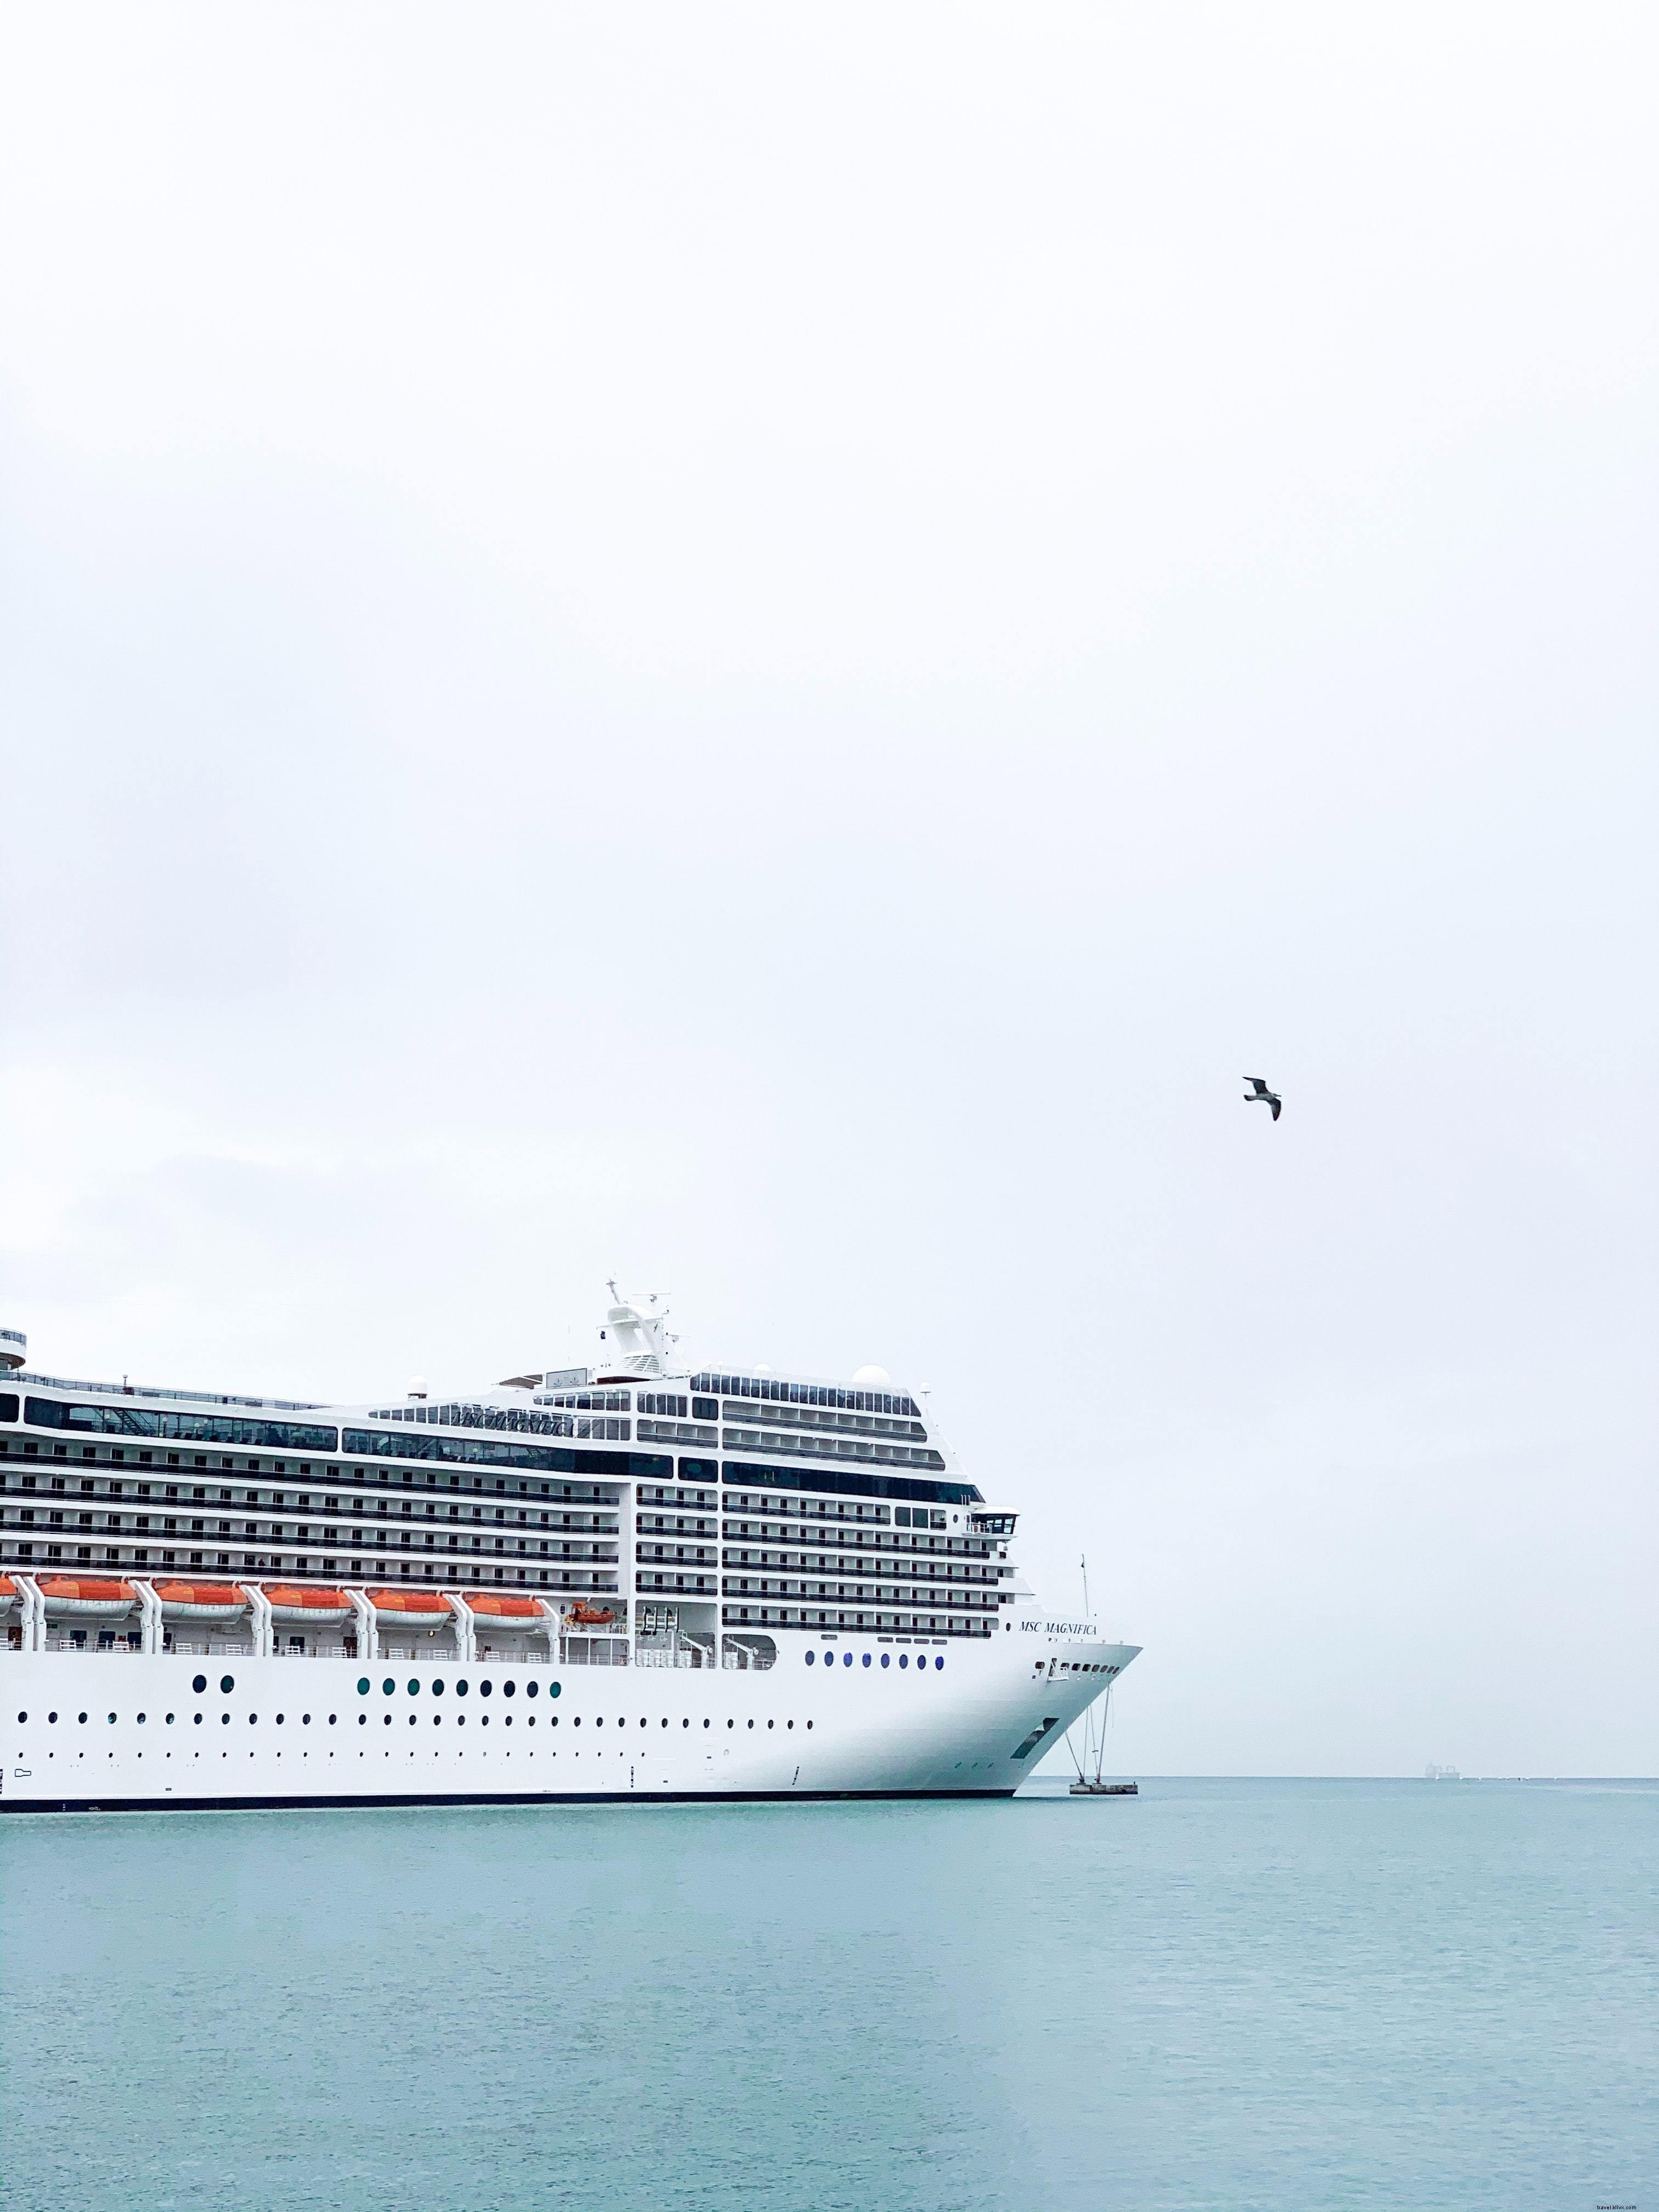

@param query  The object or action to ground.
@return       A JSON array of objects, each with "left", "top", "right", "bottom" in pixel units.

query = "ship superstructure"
[{"left": 0, "top": 1297, "right": 1138, "bottom": 1810}]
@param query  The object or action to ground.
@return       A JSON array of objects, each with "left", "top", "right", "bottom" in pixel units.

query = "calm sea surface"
[{"left": 1, "top": 1777, "right": 1652, "bottom": 2211}]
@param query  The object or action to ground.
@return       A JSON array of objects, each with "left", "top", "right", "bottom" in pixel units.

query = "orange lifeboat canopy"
[
  {"left": 0, "top": 1575, "right": 16, "bottom": 1612},
  {"left": 368, "top": 1588, "right": 450, "bottom": 1619},
  {"left": 465, "top": 1594, "right": 545, "bottom": 1624},
  {"left": 565, "top": 1600, "right": 616, "bottom": 1627},
  {"left": 156, "top": 1581, "right": 249, "bottom": 1620},
  {"left": 40, "top": 1576, "right": 138, "bottom": 1618},
  {"left": 263, "top": 1584, "right": 352, "bottom": 1624}
]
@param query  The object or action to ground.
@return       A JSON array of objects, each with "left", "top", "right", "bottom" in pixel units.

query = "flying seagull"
[{"left": 1243, "top": 1076, "right": 1282, "bottom": 1122}]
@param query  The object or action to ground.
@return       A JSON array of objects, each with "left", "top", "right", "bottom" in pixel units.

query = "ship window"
[
  {"left": 899, "top": 1655, "right": 909, "bottom": 1668},
  {"left": 193, "top": 1674, "right": 207, "bottom": 1694},
  {"left": 357, "top": 1678, "right": 370, "bottom": 1695},
  {"left": 455, "top": 1679, "right": 469, "bottom": 1698},
  {"left": 804, "top": 1650, "right": 815, "bottom": 1665},
  {"left": 381, "top": 1678, "right": 395, "bottom": 1695},
  {"left": 194, "top": 1712, "right": 203, "bottom": 1725},
  {"left": 478, "top": 1679, "right": 493, "bottom": 1699},
  {"left": 862, "top": 1654, "right": 872, "bottom": 1667},
  {"left": 219, "top": 1674, "right": 234, "bottom": 1694},
  {"left": 881, "top": 1654, "right": 890, "bottom": 1668},
  {"left": 502, "top": 1680, "right": 516, "bottom": 1699},
  {"left": 407, "top": 1679, "right": 419, "bottom": 1695},
  {"left": 431, "top": 1679, "right": 444, "bottom": 1698}
]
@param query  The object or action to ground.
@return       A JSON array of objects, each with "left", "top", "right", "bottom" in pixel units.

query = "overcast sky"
[{"left": 2, "top": 5, "right": 1654, "bottom": 1776}]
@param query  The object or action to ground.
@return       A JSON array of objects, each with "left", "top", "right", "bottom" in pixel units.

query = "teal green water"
[{"left": 1, "top": 1779, "right": 1652, "bottom": 2211}]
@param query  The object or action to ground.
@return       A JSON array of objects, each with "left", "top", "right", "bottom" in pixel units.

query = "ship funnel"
[{"left": 600, "top": 1286, "right": 670, "bottom": 1378}]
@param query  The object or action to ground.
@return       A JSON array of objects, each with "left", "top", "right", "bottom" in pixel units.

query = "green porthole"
[
  {"left": 549, "top": 1681, "right": 561, "bottom": 1699},
  {"left": 357, "top": 1678, "right": 370, "bottom": 1695},
  {"left": 407, "top": 1679, "right": 419, "bottom": 1695},
  {"left": 381, "top": 1678, "right": 395, "bottom": 1695}
]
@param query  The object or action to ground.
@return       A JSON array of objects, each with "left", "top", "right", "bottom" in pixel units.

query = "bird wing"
[
  {"left": 1244, "top": 1076, "right": 1266, "bottom": 1096},
  {"left": 1270, "top": 1098, "right": 1281, "bottom": 1120}
]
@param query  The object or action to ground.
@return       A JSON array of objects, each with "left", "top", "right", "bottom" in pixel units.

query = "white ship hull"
[{"left": 1, "top": 1623, "right": 1138, "bottom": 1811}]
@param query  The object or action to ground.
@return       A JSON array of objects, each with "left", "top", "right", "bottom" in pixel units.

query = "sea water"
[{"left": 0, "top": 1778, "right": 1652, "bottom": 2211}]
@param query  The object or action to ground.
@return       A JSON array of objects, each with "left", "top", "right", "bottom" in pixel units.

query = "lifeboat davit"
[
  {"left": 465, "top": 1594, "right": 546, "bottom": 1627},
  {"left": 262, "top": 1584, "right": 352, "bottom": 1626},
  {"left": 0, "top": 1575, "right": 16, "bottom": 1617},
  {"left": 40, "top": 1576, "right": 137, "bottom": 1620},
  {"left": 368, "top": 1588, "right": 451, "bottom": 1624},
  {"left": 156, "top": 1580, "right": 249, "bottom": 1622}
]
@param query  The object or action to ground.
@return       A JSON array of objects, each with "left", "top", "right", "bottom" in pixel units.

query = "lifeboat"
[
  {"left": 40, "top": 1576, "right": 137, "bottom": 1621},
  {"left": 465, "top": 1594, "right": 546, "bottom": 1628},
  {"left": 565, "top": 1600, "right": 616, "bottom": 1628},
  {"left": 262, "top": 1584, "right": 352, "bottom": 1627},
  {"left": 0, "top": 1575, "right": 15, "bottom": 1617},
  {"left": 368, "top": 1588, "right": 451, "bottom": 1624},
  {"left": 156, "top": 1580, "right": 249, "bottom": 1622}
]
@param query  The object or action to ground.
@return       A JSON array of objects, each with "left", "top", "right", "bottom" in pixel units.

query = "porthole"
[
  {"left": 806, "top": 1720, "right": 813, "bottom": 1729},
  {"left": 702, "top": 1718, "right": 709, "bottom": 1730},
  {"left": 106, "top": 1713, "right": 116, "bottom": 1725},
  {"left": 502, "top": 1680, "right": 516, "bottom": 1700},
  {"left": 275, "top": 1714, "right": 285, "bottom": 1726},
  {"left": 861, "top": 1653, "right": 872, "bottom": 1668},
  {"left": 137, "top": 1712, "right": 147, "bottom": 1724},
  {"left": 805, "top": 1650, "right": 816, "bottom": 1666},
  {"left": 550, "top": 1681, "right": 561, "bottom": 1699},
  {"left": 166, "top": 1713, "right": 174, "bottom": 1725},
  {"left": 329, "top": 1714, "right": 337, "bottom": 1725},
  {"left": 934, "top": 1655, "right": 945, "bottom": 1671},
  {"left": 357, "top": 1678, "right": 371, "bottom": 1695},
  {"left": 407, "top": 1679, "right": 419, "bottom": 1696},
  {"left": 766, "top": 1719, "right": 774, "bottom": 1730},
  {"left": 431, "top": 1679, "right": 445, "bottom": 1699},
  {"left": 249, "top": 1713, "right": 259, "bottom": 1725},
  {"left": 15, "top": 1712, "right": 25, "bottom": 1724},
  {"left": 381, "top": 1678, "right": 395, "bottom": 1696},
  {"left": 594, "top": 1715, "right": 602, "bottom": 1727},
  {"left": 192, "top": 1674, "right": 207, "bottom": 1695},
  {"left": 302, "top": 1714, "right": 312, "bottom": 1726},
  {"left": 455, "top": 1679, "right": 470, "bottom": 1699},
  {"left": 787, "top": 1719, "right": 794, "bottom": 1729},
  {"left": 842, "top": 1652, "right": 853, "bottom": 1667},
  {"left": 383, "top": 1714, "right": 392, "bottom": 1727},
  {"left": 747, "top": 1719, "right": 754, "bottom": 1730},
  {"left": 221, "top": 1713, "right": 230, "bottom": 1726},
  {"left": 726, "top": 1718, "right": 734, "bottom": 1729},
  {"left": 479, "top": 1680, "right": 493, "bottom": 1700},
  {"left": 525, "top": 1680, "right": 539, "bottom": 1700},
  {"left": 194, "top": 1713, "right": 203, "bottom": 1726},
  {"left": 220, "top": 1675, "right": 235, "bottom": 1694},
  {"left": 47, "top": 1711, "right": 58, "bottom": 1724},
  {"left": 78, "top": 1711, "right": 88, "bottom": 1724},
  {"left": 881, "top": 1654, "right": 890, "bottom": 1668},
  {"left": 358, "top": 1714, "right": 368, "bottom": 1727},
  {"left": 661, "top": 1717, "right": 669, "bottom": 1728},
  {"left": 899, "top": 1655, "right": 909, "bottom": 1669}
]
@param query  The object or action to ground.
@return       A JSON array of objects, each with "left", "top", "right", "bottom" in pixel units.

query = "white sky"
[{"left": 1, "top": 4, "right": 1654, "bottom": 1775}]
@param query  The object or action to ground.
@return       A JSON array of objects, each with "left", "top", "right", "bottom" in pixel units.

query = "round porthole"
[
  {"left": 407, "top": 1679, "right": 419, "bottom": 1696},
  {"left": 842, "top": 1651, "right": 852, "bottom": 1667},
  {"left": 502, "top": 1680, "right": 516, "bottom": 1700},
  {"left": 431, "top": 1678, "right": 445, "bottom": 1698},
  {"left": 479, "top": 1679, "right": 493, "bottom": 1699},
  {"left": 381, "top": 1678, "right": 395, "bottom": 1696},
  {"left": 881, "top": 1654, "right": 890, "bottom": 1668},
  {"left": 357, "top": 1678, "right": 370, "bottom": 1695},
  {"left": 935, "top": 1655, "right": 945, "bottom": 1670},
  {"left": 862, "top": 1653, "right": 872, "bottom": 1668},
  {"left": 805, "top": 1650, "right": 816, "bottom": 1666},
  {"left": 455, "top": 1679, "right": 469, "bottom": 1698},
  {"left": 525, "top": 1681, "right": 539, "bottom": 1700},
  {"left": 192, "top": 1674, "right": 207, "bottom": 1695},
  {"left": 219, "top": 1675, "right": 235, "bottom": 1694},
  {"left": 549, "top": 1681, "right": 561, "bottom": 1699},
  {"left": 899, "top": 1655, "right": 909, "bottom": 1669}
]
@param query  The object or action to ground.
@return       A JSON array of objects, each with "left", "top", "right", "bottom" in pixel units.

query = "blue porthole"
[
  {"left": 899, "top": 1654, "right": 909, "bottom": 1668},
  {"left": 881, "top": 1654, "right": 890, "bottom": 1668},
  {"left": 862, "top": 1652, "right": 872, "bottom": 1668},
  {"left": 805, "top": 1650, "right": 816, "bottom": 1665},
  {"left": 935, "top": 1655, "right": 944, "bottom": 1670},
  {"left": 842, "top": 1651, "right": 853, "bottom": 1667}
]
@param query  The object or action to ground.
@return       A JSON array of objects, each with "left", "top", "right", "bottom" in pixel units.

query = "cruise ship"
[{"left": 0, "top": 1297, "right": 1138, "bottom": 1812}]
